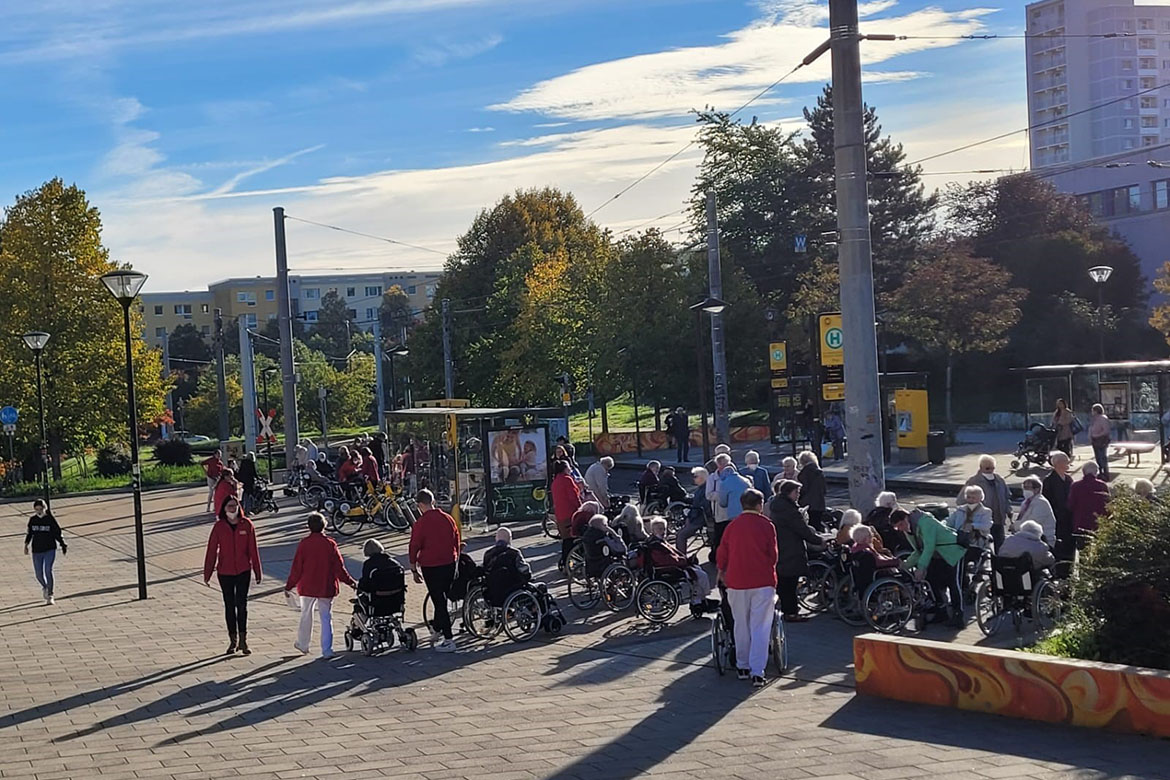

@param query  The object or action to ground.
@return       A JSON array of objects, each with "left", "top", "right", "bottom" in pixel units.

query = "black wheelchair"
[
  {"left": 975, "top": 553, "right": 1065, "bottom": 637},
  {"left": 344, "top": 588, "right": 418, "bottom": 656}
]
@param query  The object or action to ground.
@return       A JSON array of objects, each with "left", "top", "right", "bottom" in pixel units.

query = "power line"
[
  {"left": 284, "top": 214, "right": 451, "bottom": 257},
  {"left": 615, "top": 206, "right": 690, "bottom": 236},
  {"left": 895, "top": 32, "right": 1141, "bottom": 40}
]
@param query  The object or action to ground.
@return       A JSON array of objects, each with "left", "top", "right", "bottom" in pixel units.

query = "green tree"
[
  {"left": 307, "top": 290, "right": 355, "bottom": 363},
  {"left": 886, "top": 252, "right": 1026, "bottom": 433},
  {"left": 379, "top": 285, "right": 414, "bottom": 343},
  {"left": 184, "top": 355, "right": 244, "bottom": 437},
  {"left": 166, "top": 323, "right": 211, "bottom": 403},
  {"left": 0, "top": 179, "right": 168, "bottom": 474}
]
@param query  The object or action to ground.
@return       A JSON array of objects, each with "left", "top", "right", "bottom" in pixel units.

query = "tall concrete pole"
[
  {"left": 373, "top": 317, "right": 386, "bottom": 430},
  {"left": 831, "top": 0, "right": 885, "bottom": 509},
  {"left": 441, "top": 298, "right": 454, "bottom": 400},
  {"left": 706, "top": 191, "right": 730, "bottom": 445},
  {"left": 239, "top": 317, "right": 258, "bottom": 453},
  {"left": 274, "top": 207, "right": 299, "bottom": 465},
  {"left": 214, "top": 308, "right": 229, "bottom": 446},
  {"left": 161, "top": 332, "right": 172, "bottom": 440}
]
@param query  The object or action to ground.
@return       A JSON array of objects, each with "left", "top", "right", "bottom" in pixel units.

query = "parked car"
[{"left": 174, "top": 431, "right": 212, "bottom": 444}]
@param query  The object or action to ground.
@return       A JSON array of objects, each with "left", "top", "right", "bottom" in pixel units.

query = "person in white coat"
[
  {"left": 1011, "top": 475, "right": 1057, "bottom": 549},
  {"left": 948, "top": 484, "right": 994, "bottom": 595},
  {"left": 583, "top": 457, "right": 614, "bottom": 510}
]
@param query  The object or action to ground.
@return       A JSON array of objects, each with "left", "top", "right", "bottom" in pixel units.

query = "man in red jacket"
[
  {"left": 285, "top": 512, "right": 357, "bottom": 658},
  {"left": 715, "top": 488, "right": 778, "bottom": 687},
  {"left": 408, "top": 489, "right": 462, "bottom": 652}
]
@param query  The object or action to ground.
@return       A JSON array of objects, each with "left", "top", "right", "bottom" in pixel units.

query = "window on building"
[
  {"left": 268, "top": 313, "right": 277, "bottom": 320},
  {"left": 346, "top": 286, "right": 356, "bottom": 297},
  {"left": 365, "top": 285, "right": 382, "bottom": 297},
  {"left": 265, "top": 289, "right": 274, "bottom": 301},
  {"left": 245, "top": 314, "right": 258, "bottom": 328},
  {"left": 1125, "top": 139, "right": 1137, "bottom": 149},
  {"left": 1140, "top": 37, "right": 1155, "bottom": 49},
  {"left": 1157, "top": 180, "right": 1170, "bottom": 210},
  {"left": 365, "top": 308, "right": 377, "bottom": 321},
  {"left": 1123, "top": 79, "right": 1136, "bottom": 90},
  {"left": 1123, "top": 59, "right": 1135, "bottom": 71},
  {"left": 304, "top": 310, "right": 319, "bottom": 322},
  {"left": 1088, "top": 191, "right": 1109, "bottom": 218},
  {"left": 1142, "top": 77, "right": 1157, "bottom": 89},
  {"left": 1125, "top": 99, "right": 1136, "bottom": 109},
  {"left": 153, "top": 305, "right": 163, "bottom": 315},
  {"left": 1140, "top": 58, "right": 1156, "bottom": 69},
  {"left": 174, "top": 304, "right": 192, "bottom": 315},
  {"left": 407, "top": 285, "right": 417, "bottom": 295},
  {"left": 1140, "top": 18, "right": 1155, "bottom": 31},
  {"left": 237, "top": 291, "right": 257, "bottom": 305},
  {"left": 426, "top": 284, "right": 436, "bottom": 298},
  {"left": 201, "top": 325, "right": 210, "bottom": 335},
  {"left": 304, "top": 288, "right": 320, "bottom": 300},
  {"left": 1145, "top": 135, "right": 1159, "bottom": 147},
  {"left": 201, "top": 303, "right": 210, "bottom": 313},
  {"left": 1142, "top": 96, "right": 1157, "bottom": 108},
  {"left": 1142, "top": 116, "right": 1157, "bottom": 128},
  {"left": 1124, "top": 118, "right": 1136, "bottom": 129},
  {"left": 155, "top": 327, "right": 167, "bottom": 337},
  {"left": 347, "top": 308, "right": 358, "bottom": 320}
]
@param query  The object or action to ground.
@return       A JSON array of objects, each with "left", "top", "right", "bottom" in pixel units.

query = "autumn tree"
[
  {"left": 0, "top": 179, "right": 168, "bottom": 474},
  {"left": 887, "top": 252, "right": 1026, "bottom": 433}
]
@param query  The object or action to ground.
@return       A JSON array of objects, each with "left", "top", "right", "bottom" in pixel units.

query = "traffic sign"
[
  {"left": 794, "top": 234, "right": 807, "bottom": 253},
  {"left": 768, "top": 341, "right": 788, "bottom": 373},
  {"left": 0, "top": 406, "right": 17, "bottom": 425},
  {"left": 823, "top": 383, "right": 845, "bottom": 402},
  {"left": 256, "top": 409, "right": 277, "bottom": 444},
  {"left": 2, "top": 423, "right": 14, "bottom": 434},
  {"left": 819, "top": 313, "right": 844, "bottom": 366}
]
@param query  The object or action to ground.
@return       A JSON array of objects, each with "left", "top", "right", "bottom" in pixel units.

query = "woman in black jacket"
[
  {"left": 768, "top": 480, "right": 823, "bottom": 621},
  {"left": 24, "top": 499, "right": 67, "bottom": 605}
]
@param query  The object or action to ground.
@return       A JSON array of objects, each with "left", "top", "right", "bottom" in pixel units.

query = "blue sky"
[{"left": 0, "top": 0, "right": 1028, "bottom": 289}]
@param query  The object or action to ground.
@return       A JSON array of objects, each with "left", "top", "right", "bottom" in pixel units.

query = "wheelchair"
[
  {"left": 975, "top": 553, "right": 1065, "bottom": 637},
  {"left": 243, "top": 477, "right": 279, "bottom": 515},
  {"left": 861, "top": 568, "right": 937, "bottom": 635},
  {"left": 569, "top": 539, "right": 640, "bottom": 613},
  {"left": 344, "top": 590, "right": 418, "bottom": 656},
  {"left": 710, "top": 590, "right": 788, "bottom": 676},
  {"left": 462, "top": 580, "right": 565, "bottom": 642}
]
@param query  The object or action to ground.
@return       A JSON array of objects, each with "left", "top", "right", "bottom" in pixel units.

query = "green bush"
[
  {"left": 95, "top": 444, "right": 132, "bottom": 477},
  {"left": 1034, "top": 488, "right": 1170, "bottom": 671},
  {"left": 154, "top": 438, "right": 194, "bottom": 466}
]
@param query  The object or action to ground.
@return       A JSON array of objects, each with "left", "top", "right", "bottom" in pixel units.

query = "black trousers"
[
  {"left": 218, "top": 572, "right": 251, "bottom": 636},
  {"left": 777, "top": 575, "right": 800, "bottom": 616},
  {"left": 676, "top": 437, "right": 689, "bottom": 463},
  {"left": 925, "top": 556, "right": 962, "bottom": 615},
  {"left": 422, "top": 562, "right": 457, "bottom": 639},
  {"left": 560, "top": 538, "right": 576, "bottom": 568},
  {"left": 709, "top": 521, "right": 729, "bottom": 564},
  {"left": 991, "top": 522, "right": 1005, "bottom": 551}
]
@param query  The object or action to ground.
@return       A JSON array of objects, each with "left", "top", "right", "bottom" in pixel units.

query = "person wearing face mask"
[
  {"left": 203, "top": 496, "right": 263, "bottom": 654},
  {"left": 948, "top": 484, "right": 994, "bottom": 599},
  {"left": 24, "top": 499, "right": 66, "bottom": 605},
  {"left": 959, "top": 455, "right": 1012, "bottom": 549},
  {"left": 1011, "top": 476, "right": 1056, "bottom": 548}
]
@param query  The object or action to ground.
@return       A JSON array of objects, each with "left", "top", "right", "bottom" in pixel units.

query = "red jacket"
[
  {"left": 1068, "top": 475, "right": 1110, "bottom": 534},
  {"left": 203, "top": 516, "right": 262, "bottom": 581},
  {"left": 571, "top": 508, "right": 593, "bottom": 538},
  {"left": 409, "top": 508, "right": 461, "bottom": 568},
  {"left": 360, "top": 457, "right": 380, "bottom": 483},
  {"left": 213, "top": 480, "right": 237, "bottom": 515},
  {"left": 338, "top": 460, "right": 359, "bottom": 483},
  {"left": 551, "top": 473, "right": 582, "bottom": 524},
  {"left": 202, "top": 456, "right": 224, "bottom": 480},
  {"left": 636, "top": 537, "right": 689, "bottom": 571},
  {"left": 285, "top": 532, "right": 356, "bottom": 597},
  {"left": 716, "top": 511, "right": 779, "bottom": 590}
]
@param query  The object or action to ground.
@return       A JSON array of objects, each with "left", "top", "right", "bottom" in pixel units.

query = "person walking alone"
[
  {"left": 666, "top": 407, "right": 691, "bottom": 463},
  {"left": 284, "top": 512, "right": 357, "bottom": 659},
  {"left": 1052, "top": 398, "right": 1076, "bottom": 457},
  {"left": 203, "top": 496, "right": 262, "bottom": 654},
  {"left": 408, "top": 489, "right": 462, "bottom": 652},
  {"left": 1087, "top": 403, "right": 1112, "bottom": 481},
  {"left": 202, "top": 451, "right": 224, "bottom": 513},
  {"left": 24, "top": 499, "right": 66, "bottom": 605},
  {"left": 715, "top": 489, "right": 778, "bottom": 688}
]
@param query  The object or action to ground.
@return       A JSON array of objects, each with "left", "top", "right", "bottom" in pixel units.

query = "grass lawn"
[{"left": 568, "top": 395, "right": 766, "bottom": 440}]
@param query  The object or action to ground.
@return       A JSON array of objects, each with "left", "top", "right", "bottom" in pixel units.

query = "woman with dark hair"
[
  {"left": 203, "top": 495, "right": 262, "bottom": 654},
  {"left": 212, "top": 468, "right": 240, "bottom": 517},
  {"left": 359, "top": 447, "right": 381, "bottom": 485},
  {"left": 25, "top": 499, "right": 66, "bottom": 605},
  {"left": 1052, "top": 398, "right": 1076, "bottom": 457},
  {"left": 551, "top": 459, "right": 583, "bottom": 571}
]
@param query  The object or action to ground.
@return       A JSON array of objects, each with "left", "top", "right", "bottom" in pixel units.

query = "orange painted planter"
[
  {"left": 592, "top": 425, "right": 770, "bottom": 457},
  {"left": 854, "top": 634, "right": 1170, "bottom": 739}
]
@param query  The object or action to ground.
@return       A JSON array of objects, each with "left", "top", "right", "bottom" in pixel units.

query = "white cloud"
[
  {"left": 466, "top": 127, "right": 495, "bottom": 133},
  {"left": 412, "top": 34, "right": 503, "bottom": 67},
  {"left": 210, "top": 145, "right": 325, "bottom": 196},
  {"left": 491, "top": 6, "right": 992, "bottom": 121}
]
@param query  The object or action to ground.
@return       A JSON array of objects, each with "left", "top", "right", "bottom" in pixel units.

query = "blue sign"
[
  {"left": 0, "top": 406, "right": 17, "bottom": 425},
  {"left": 794, "top": 234, "right": 808, "bottom": 253}
]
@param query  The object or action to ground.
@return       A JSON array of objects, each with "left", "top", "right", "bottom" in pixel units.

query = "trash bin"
[{"left": 927, "top": 431, "right": 946, "bottom": 465}]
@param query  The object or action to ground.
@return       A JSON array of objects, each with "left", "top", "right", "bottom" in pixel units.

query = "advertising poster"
[{"left": 487, "top": 426, "right": 549, "bottom": 520}]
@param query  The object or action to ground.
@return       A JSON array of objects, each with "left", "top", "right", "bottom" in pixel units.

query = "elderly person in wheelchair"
[
  {"left": 346, "top": 539, "right": 417, "bottom": 654},
  {"left": 975, "top": 520, "right": 1063, "bottom": 636},
  {"left": 635, "top": 518, "right": 719, "bottom": 618},
  {"left": 483, "top": 526, "right": 532, "bottom": 608}
]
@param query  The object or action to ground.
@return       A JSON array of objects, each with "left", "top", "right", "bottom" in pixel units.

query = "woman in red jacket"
[
  {"left": 203, "top": 496, "right": 262, "bottom": 654},
  {"left": 359, "top": 446, "right": 381, "bottom": 485},
  {"left": 212, "top": 469, "right": 240, "bottom": 518},
  {"left": 284, "top": 512, "right": 357, "bottom": 658},
  {"left": 550, "top": 459, "right": 582, "bottom": 572}
]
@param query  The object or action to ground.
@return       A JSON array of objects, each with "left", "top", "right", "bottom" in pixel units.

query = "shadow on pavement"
[{"left": 821, "top": 695, "right": 1170, "bottom": 777}]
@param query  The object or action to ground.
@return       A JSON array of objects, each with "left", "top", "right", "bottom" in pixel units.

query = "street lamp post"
[
  {"left": 689, "top": 297, "right": 727, "bottom": 464},
  {"left": 21, "top": 331, "right": 51, "bottom": 505},
  {"left": 100, "top": 269, "right": 150, "bottom": 601},
  {"left": 1088, "top": 265, "right": 1114, "bottom": 363},
  {"left": 386, "top": 345, "right": 408, "bottom": 412}
]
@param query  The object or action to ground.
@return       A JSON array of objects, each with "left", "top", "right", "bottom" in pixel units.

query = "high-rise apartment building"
[{"left": 139, "top": 270, "right": 440, "bottom": 349}]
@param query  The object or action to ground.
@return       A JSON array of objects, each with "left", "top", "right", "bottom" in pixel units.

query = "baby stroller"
[
  {"left": 1010, "top": 424, "right": 1057, "bottom": 471},
  {"left": 345, "top": 561, "right": 418, "bottom": 655},
  {"left": 243, "top": 477, "right": 279, "bottom": 515}
]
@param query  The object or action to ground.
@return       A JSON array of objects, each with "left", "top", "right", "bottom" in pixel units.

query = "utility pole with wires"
[
  {"left": 214, "top": 307, "right": 229, "bottom": 446},
  {"left": 706, "top": 191, "right": 730, "bottom": 446},
  {"left": 830, "top": 0, "right": 886, "bottom": 509},
  {"left": 274, "top": 207, "right": 300, "bottom": 468},
  {"left": 441, "top": 298, "right": 454, "bottom": 400}
]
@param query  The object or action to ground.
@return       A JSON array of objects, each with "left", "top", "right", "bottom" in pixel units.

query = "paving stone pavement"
[{"left": 0, "top": 487, "right": 1167, "bottom": 780}]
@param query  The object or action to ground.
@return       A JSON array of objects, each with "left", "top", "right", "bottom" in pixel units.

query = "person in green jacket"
[{"left": 893, "top": 508, "right": 965, "bottom": 628}]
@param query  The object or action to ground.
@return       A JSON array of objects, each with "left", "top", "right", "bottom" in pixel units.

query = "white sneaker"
[
  {"left": 46, "top": 596, "right": 54, "bottom": 605},
  {"left": 434, "top": 639, "right": 456, "bottom": 653}
]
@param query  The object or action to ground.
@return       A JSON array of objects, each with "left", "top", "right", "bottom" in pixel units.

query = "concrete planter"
[{"left": 854, "top": 633, "right": 1170, "bottom": 739}]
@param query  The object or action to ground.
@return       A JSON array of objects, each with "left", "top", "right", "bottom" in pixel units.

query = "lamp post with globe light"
[
  {"left": 1088, "top": 265, "right": 1114, "bottom": 363},
  {"left": 100, "top": 269, "right": 150, "bottom": 600},
  {"left": 20, "top": 331, "right": 51, "bottom": 505},
  {"left": 689, "top": 296, "right": 727, "bottom": 463}
]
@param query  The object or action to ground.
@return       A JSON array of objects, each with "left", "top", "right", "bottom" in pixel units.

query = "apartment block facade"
[{"left": 139, "top": 270, "right": 440, "bottom": 349}]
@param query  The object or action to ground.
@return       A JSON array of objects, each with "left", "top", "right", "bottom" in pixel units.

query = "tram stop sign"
[{"left": 0, "top": 406, "right": 18, "bottom": 426}]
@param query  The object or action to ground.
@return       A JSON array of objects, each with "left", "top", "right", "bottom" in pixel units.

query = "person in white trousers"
[
  {"left": 714, "top": 488, "right": 779, "bottom": 687},
  {"left": 284, "top": 512, "right": 357, "bottom": 658}
]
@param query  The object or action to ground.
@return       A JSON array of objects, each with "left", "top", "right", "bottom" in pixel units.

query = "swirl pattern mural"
[{"left": 854, "top": 635, "right": 1170, "bottom": 738}]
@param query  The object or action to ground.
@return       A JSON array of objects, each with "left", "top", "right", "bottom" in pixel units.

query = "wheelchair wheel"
[
  {"left": 797, "top": 560, "right": 834, "bottom": 614},
  {"left": 361, "top": 632, "right": 377, "bottom": 656},
  {"left": 569, "top": 576, "right": 601, "bottom": 611},
  {"left": 635, "top": 580, "right": 679, "bottom": 623},
  {"left": 769, "top": 609, "right": 788, "bottom": 675},
  {"left": 344, "top": 629, "right": 355, "bottom": 652},
  {"left": 332, "top": 508, "right": 359, "bottom": 536},
  {"left": 463, "top": 585, "right": 501, "bottom": 639},
  {"left": 975, "top": 581, "right": 1004, "bottom": 636},
  {"left": 1032, "top": 579, "right": 1063, "bottom": 631},
  {"left": 566, "top": 542, "right": 587, "bottom": 585},
  {"left": 863, "top": 578, "right": 914, "bottom": 634},
  {"left": 600, "top": 565, "right": 636, "bottom": 612},
  {"left": 832, "top": 577, "right": 866, "bottom": 627},
  {"left": 503, "top": 590, "right": 542, "bottom": 642},
  {"left": 711, "top": 613, "right": 730, "bottom": 676},
  {"left": 303, "top": 485, "right": 325, "bottom": 509},
  {"left": 542, "top": 514, "right": 561, "bottom": 539},
  {"left": 402, "top": 627, "right": 419, "bottom": 652}
]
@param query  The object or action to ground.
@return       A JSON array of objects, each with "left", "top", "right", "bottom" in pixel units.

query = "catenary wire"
[{"left": 284, "top": 214, "right": 451, "bottom": 256}]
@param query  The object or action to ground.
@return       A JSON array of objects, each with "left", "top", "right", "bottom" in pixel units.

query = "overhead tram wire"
[{"left": 283, "top": 214, "right": 451, "bottom": 257}]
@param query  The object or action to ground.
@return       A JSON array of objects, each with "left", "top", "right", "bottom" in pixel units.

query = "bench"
[{"left": 1110, "top": 441, "right": 1157, "bottom": 467}]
